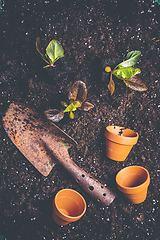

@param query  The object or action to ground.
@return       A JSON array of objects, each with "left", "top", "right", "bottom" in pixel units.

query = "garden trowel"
[{"left": 2, "top": 103, "right": 116, "bottom": 206}]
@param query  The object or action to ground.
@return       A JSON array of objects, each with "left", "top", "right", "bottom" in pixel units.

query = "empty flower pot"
[
  {"left": 116, "top": 165, "right": 150, "bottom": 204},
  {"left": 52, "top": 189, "right": 86, "bottom": 226},
  {"left": 104, "top": 126, "right": 139, "bottom": 161}
]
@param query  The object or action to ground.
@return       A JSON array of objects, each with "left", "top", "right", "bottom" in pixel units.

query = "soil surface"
[{"left": 0, "top": 0, "right": 160, "bottom": 239}]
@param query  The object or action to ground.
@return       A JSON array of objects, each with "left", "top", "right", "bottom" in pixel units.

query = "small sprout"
[
  {"left": 105, "top": 50, "right": 148, "bottom": 95},
  {"left": 64, "top": 101, "right": 82, "bottom": 113},
  {"left": 45, "top": 80, "right": 94, "bottom": 122},
  {"left": 36, "top": 37, "right": 64, "bottom": 68}
]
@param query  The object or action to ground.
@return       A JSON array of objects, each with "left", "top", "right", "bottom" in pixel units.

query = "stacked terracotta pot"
[{"left": 105, "top": 125, "right": 150, "bottom": 204}]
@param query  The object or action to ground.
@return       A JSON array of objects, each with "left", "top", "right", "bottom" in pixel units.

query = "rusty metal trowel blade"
[{"left": 2, "top": 102, "right": 77, "bottom": 176}]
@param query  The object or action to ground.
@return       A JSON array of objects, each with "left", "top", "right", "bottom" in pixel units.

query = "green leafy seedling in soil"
[
  {"left": 151, "top": 0, "right": 160, "bottom": 5},
  {"left": 45, "top": 80, "right": 94, "bottom": 122},
  {"left": 105, "top": 50, "right": 148, "bottom": 95},
  {"left": 36, "top": 37, "right": 64, "bottom": 68}
]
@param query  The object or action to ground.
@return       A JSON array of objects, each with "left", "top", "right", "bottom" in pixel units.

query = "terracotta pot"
[
  {"left": 104, "top": 126, "right": 139, "bottom": 161},
  {"left": 116, "top": 165, "right": 150, "bottom": 204},
  {"left": 52, "top": 189, "right": 86, "bottom": 226}
]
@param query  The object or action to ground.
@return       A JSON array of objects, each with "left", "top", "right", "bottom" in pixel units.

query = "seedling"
[
  {"left": 151, "top": 0, "right": 160, "bottom": 5},
  {"left": 45, "top": 80, "right": 94, "bottom": 122},
  {"left": 105, "top": 51, "right": 148, "bottom": 95},
  {"left": 36, "top": 37, "right": 64, "bottom": 68}
]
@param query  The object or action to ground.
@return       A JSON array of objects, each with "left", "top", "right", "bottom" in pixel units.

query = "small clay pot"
[
  {"left": 116, "top": 165, "right": 150, "bottom": 204},
  {"left": 52, "top": 189, "right": 86, "bottom": 226},
  {"left": 104, "top": 126, "right": 139, "bottom": 161}
]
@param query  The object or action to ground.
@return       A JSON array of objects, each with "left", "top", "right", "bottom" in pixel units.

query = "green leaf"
[
  {"left": 44, "top": 109, "right": 64, "bottom": 122},
  {"left": 43, "top": 64, "right": 52, "bottom": 68},
  {"left": 108, "top": 74, "right": 115, "bottom": 95},
  {"left": 45, "top": 53, "right": 52, "bottom": 63},
  {"left": 118, "top": 50, "right": 141, "bottom": 68},
  {"left": 68, "top": 80, "right": 87, "bottom": 102},
  {"left": 69, "top": 112, "right": 74, "bottom": 119},
  {"left": 123, "top": 75, "right": 148, "bottom": 92},
  {"left": 64, "top": 101, "right": 81, "bottom": 113},
  {"left": 61, "top": 101, "right": 68, "bottom": 108},
  {"left": 46, "top": 40, "right": 64, "bottom": 64},
  {"left": 79, "top": 102, "right": 94, "bottom": 111},
  {"left": 113, "top": 67, "right": 141, "bottom": 79},
  {"left": 64, "top": 103, "right": 74, "bottom": 113}
]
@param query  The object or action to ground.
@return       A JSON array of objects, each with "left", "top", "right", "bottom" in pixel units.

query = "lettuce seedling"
[
  {"left": 45, "top": 80, "right": 94, "bottom": 122},
  {"left": 105, "top": 51, "right": 148, "bottom": 95},
  {"left": 36, "top": 37, "right": 64, "bottom": 68}
]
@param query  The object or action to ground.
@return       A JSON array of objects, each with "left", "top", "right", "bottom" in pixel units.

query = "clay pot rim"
[
  {"left": 52, "top": 205, "right": 71, "bottom": 225},
  {"left": 116, "top": 165, "right": 150, "bottom": 194},
  {"left": 105, "top": 126, "right": 139, "bottom": 146},
  {"left": 54, "top": 189, "right": 87, "bottom": 221}
]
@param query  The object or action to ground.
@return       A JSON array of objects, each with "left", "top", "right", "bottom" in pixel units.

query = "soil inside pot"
[{"left": 121, "top": 174, "right": 147, "bottom": 188}]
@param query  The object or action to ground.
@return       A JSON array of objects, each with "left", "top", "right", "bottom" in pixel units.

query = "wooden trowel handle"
[{"left": 56, "top": 151, "right": 116, "bottom": 206}]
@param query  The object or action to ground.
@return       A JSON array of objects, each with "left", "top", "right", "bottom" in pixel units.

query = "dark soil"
[{"left": 0, "top": 0, "right": 160, "bottom": 239}]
